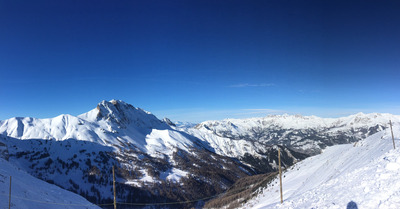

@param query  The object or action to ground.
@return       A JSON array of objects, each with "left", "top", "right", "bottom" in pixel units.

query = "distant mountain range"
[
  {"left": 190, "top": 112, "right": 398, "bottom": 155},
  {"left": 0, "top": 100, "right": 398, "bottom": 208}
]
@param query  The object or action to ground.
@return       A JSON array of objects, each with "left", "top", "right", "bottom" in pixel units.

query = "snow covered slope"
[
  {"left": 0, "top": 157, "right": 100, "bottom": 209},
  {"left": 185, "top": 127, "right": 308, "bottom": 173},
  {"left": 242, "top": 123, "right": 400, "bottom": 209}
]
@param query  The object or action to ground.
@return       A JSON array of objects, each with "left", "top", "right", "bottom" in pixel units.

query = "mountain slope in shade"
[
  {"left": 0, "top": 157, "right": 100, "bottom": 209},
  {"left": 241, "top": 123, "right": 400, "bottom": 209}
]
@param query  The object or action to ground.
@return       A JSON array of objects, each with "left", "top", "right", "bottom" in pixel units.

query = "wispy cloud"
[{"left": 228, "top": 83, "right": 275, "bottom": 88}]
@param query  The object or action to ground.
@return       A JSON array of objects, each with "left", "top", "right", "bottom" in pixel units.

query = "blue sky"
[{"left": 1, "top": 0, "right": 399, "bottom": 122}]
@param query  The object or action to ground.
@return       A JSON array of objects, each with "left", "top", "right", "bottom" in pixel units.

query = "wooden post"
[
  {"left": 9, "top": 176, "right": 12, "bottom": 209},
  {"left": 390, "top": 120, "right": 396, "bottom": 149},
  {"left": 113, "top": 166, "right": 117, "bottom": 209},
  {"left": 278, "top": 148, "right": 283, "bottom": 204}
]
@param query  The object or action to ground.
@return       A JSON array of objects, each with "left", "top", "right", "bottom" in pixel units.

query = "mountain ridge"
[
  {"left": 190, "top": 112, "right": 400, "bottom": 156},
  {"left": 1, "top": 100, "right": 399, "bottom": 208},
  {"left": 0, "top": 100, "right": 257, "bottom": 208}
]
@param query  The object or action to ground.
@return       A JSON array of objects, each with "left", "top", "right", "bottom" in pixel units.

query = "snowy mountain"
[
  {"left": 172, "top": 121, "right": 198, "bottom": 129},
  {"left": 0, "top": 100, "right": 254, "bottom": 208},
  {"left": 239, "top": 123, "right": 400, "bottom": 209},
  {"left": 1, "top": 100, "right": 399, "bottom": 208},
  {"left": 189, "top": 113, "right": 399, "bottom": 156},
  {"left": 177, "top": 113, "right": 399, "bottom": 174}
]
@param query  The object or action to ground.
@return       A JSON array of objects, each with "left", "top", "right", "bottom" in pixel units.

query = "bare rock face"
[{"left": 95, "top": 100, "right": 168, "bottom": 130}]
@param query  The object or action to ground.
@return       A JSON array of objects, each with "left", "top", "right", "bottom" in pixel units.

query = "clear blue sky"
[{"left": 1, "top": 0, "right": 399, "bottom": 122}]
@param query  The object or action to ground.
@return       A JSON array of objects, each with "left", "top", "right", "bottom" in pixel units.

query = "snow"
[
  {"left": 125, "top": 168, "right": 163, "bottom": 187},
  {"left": 145, "top": 129, "right": 194, "bottom": 158},
  {"left": 0, "top": 158, "right": 100, "bottom": 209},
  {"left": 186, "top": 112, "right": 400, "bottom": 158},
  {"left": 0, "top": 100, "right": 218, "bottom": 206},
  {"left": 0, "top": 100, "right": 194, "bottom": 158},
  {"left": 185, "top": 127, "right": 259, "bottom": 158},
  {"left": 2, "top": 100, "right": 400, "bottom": 208},
  {"left": 173, "top": 121, "right": 197, "bottom": 129},
  {"left": 198, "top": 113, "right": 399, "bottom": 135},
  {"left": 1, "top": 103, "right": 397, "bottom": 160},
  {"left": 243, "top": 124, "right": 400, "bottom": 209},
  {"left": 160, "top": 168, "right": 188, "bottom": 182}
]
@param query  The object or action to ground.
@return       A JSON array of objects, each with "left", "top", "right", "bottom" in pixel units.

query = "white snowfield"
[
  {"left": 243, "top": 124, "right": 400, "bottom": 209},
  {"left": 0, "top": 158, "right": 100, "bottom": 209}
]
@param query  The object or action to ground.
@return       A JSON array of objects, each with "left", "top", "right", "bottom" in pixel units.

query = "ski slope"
[{"left": 243, "top": 124, "right": 400, "bottom": 209}]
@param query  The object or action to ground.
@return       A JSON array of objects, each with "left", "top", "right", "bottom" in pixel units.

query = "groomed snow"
[{"left": 243, "top": 124, "right": 400, "bottom": 209}]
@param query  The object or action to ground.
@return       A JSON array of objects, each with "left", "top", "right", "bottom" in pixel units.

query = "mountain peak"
[
  {"left": 96, "top": 100, "right": 133, "bottom": 123},
  {"left": 162, "top": 118, "right": 176, "bottom": 127},
  {"left": 85, "top": 100, "right": 168, "bottom": 130}
]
